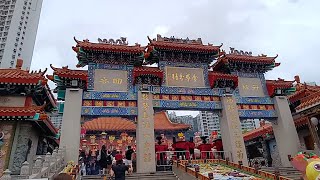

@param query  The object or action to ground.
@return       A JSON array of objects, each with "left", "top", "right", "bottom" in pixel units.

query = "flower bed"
[
  {"left": 190, "top": 163, "right": 263, "bottom": 180},
  {"left": 174, "top": 159, "right": 291, "bottom": 180}
]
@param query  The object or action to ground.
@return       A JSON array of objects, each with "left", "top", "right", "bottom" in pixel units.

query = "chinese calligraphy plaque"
[
  {"left": 221, "top": 95, "right": 248, "bottom": 165},
  {"left": 238, "top": 77, "right": 265, "bottom": 97},
  {"left": 165, "top": 66, "right": 205, "bottom": 88},
  {"left": 94, "top": 69, "right": 128, "bottom": 92},
  {"left": 136, "top": 91, "right": 156, "bottom": 173}
]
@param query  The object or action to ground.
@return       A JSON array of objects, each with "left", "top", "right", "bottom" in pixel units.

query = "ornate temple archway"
[{"left": 49, "top": 35, "right": 300, "bottom": 173}]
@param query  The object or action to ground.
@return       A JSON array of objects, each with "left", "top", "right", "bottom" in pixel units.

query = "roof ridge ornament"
[
  {"left": 229, "top": 47, "right": 252, "bottom": 56},
  {"left": 97, "top": 37, "right": 128, "bottom": 45},
  {"left": 155, "top": 34, "right": 203, "bottom": 44}
]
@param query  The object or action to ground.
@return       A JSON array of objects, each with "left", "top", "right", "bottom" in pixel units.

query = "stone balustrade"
[{"left": 0, "top": 147, "right": 67, "bottom": 180}]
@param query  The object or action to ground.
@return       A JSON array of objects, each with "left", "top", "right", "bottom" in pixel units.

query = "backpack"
[{"left": 106, "top": 154, "right": 112, "bottom": 165}]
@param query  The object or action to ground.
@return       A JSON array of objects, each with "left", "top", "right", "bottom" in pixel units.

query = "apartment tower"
[{"left": 0, "top": 0, "right": 43, "bottom": 69}]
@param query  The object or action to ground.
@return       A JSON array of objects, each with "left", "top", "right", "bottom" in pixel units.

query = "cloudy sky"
[{"left": 31, "top": 0, "right": 320, "bottom": 116}]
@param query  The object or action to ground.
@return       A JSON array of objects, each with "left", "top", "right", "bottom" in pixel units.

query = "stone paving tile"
[{"left": 173, "top": 166, "right": 197, "bottom": 180}]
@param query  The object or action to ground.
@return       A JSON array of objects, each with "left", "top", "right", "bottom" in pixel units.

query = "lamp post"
[{"left": 310, "top": 117, "right": 320, "bottom": 152}]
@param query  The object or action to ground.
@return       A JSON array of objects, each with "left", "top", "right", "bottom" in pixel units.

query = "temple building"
[
  {"left": 80, "top": 111, "right": 190, "bottom": 153},
  {"left": 243, "top": 77, "right": 320, "bottom": 167},
  {"left": 0, "top": 59, "right": 58, "bottom": 176}
]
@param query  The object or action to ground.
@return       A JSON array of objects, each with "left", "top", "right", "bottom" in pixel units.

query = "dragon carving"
[{"left": 98, "top": 37, "right": 128, "bottom": 45}]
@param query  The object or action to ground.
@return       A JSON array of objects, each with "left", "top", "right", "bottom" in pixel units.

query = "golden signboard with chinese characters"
[
  {"left": 94, "top": 69, "right": 128, "bottom": 92},
  {"left": 165, "top": 66, "right": 205, "bottom": 88},
  {"left": 221, "top": 96, "right": 247, "bottom": 164},
  {"left": 238, "top": 77, "right": 265, "bottom": 97},
  {"left": 136, "top": 92, "right": 156, "bottom": 172}
]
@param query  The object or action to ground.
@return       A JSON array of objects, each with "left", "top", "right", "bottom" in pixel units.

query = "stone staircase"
[
  {"left": 260, "top": 167, "right": 303, "bottom": 180},
  {"left": 81, "top": 171, "right": 178, "bottom": 180}
]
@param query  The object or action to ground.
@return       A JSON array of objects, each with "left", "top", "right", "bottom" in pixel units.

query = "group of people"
[
  {"left": 79, "top": 145, "right": 135, "bottom": 180},
  {"left": 77, "top": 135, "right": 222, "bottom": 178},
  {"left": 155, "top": 135, "right": 224, "bottom": 167}
]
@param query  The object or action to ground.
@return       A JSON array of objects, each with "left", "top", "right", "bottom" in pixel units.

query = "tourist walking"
[
  {"left": 124, "top": 146, "right": 134, "bottom": 173},
  {"left": 111, "top": 159, "right": 132, "bottom": 180},
  {"left": 98, "top": 145, "right": 112, "bottom": 175},
  {"left": 124, "top": 146, "right": 134, "bottom": 166},
  {"left": 115, "top": 150, "right": 123, "bottom": 161},
  {"left": 85, "top": 151, "right": 94, "bottom": 175}
]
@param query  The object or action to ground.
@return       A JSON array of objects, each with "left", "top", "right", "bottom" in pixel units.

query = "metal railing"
[
  {"left": 155, "top": 150, "right": 231, "bottom": 171},
  {"left": 199, "top": 151, "right": 231, "bottom": 161}
]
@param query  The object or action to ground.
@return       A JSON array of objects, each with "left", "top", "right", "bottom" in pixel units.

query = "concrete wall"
[
  {"left": 60, "top": 88, "right": 83, "bottom": 163},
  {"left": 272, "top": 96, "right": 300, "bottom": 167}
]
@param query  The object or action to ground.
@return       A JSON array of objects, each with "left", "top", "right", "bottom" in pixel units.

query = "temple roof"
[
  {"left": 266, "top": 78, "right": 295, "bottom": 96},
  {"left": 286, "top": 76, "right": 320, "bottom": 111},
  {"left": 133, "top": 66, "right": 163, "bottom": 84},
  {"left": 289, "top": 83, "right": 320, "bottom": 102},
  {"left": 243, "top": 117, "right": 308, "bottom": 141},
  {"left": 212, "top": 53, "right": 279, "bottom": 72},
  {"left": 295, "top": 90, "right": 320, "bottom": 111},
  {"left": 0, "top": 59, "right": 56, "bottom": 110},
  {"left": 72, "top": 37, "right": 145, "bottom": 54},
  {"left": 147, "top": 34, "right": 221, "bottom": 53},
  {"left": 0, "top": 105, "right": 58, "bottom": 135},
  {"left": 49, "top": 64, "right": 87, "bottom": 81},
  {"left": 83, "top": 111, "right": 190, "bottom": 132},
  {"left": 0, "top": 59, "right": 47, "bottom": 85},
  {"left": 243, "top": 123, "right": 273, "bottom": 141},
  {"left": 0, "top": 105, "right": 44, "bottom": 116},
  {"left": 208, "top": 71, "right": 238, "bottom": 88}
]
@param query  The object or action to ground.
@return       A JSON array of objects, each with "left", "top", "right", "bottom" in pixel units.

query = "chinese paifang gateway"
[{"left": 48, "top": 34, "right": 300, "bottom": 173}]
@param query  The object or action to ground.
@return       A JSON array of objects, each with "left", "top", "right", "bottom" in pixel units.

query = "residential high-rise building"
[
  {"left": 176, "top": 115, "right": 193, "bottom": 125},
  {"left": 240, "top": 119, "right": 257, "bottom": 132},
  {"left": 50, "top": 113, "right": 62, "bottom": 133},
  {"left": 198, "top": 111, "right": 221, "bottom": 137},
  {"left": 197, "top": 112, "right": 258, "bottom": 137},
  {"left": 50, "top": 101, "right": 64, "bottom": 136},
  {"left": 167, "top": 111, "right": 178, "bottom": 123},
  {"left": 0, "top": 0, "right": 43, "bottom": 69}
]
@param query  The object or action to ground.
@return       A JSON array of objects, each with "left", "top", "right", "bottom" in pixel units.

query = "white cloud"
[{"left": 151, "top": 26, "right": 169, "bottom": 38}]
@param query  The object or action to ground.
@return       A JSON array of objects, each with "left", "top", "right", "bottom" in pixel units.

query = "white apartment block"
[
  {"left": 0, "top": 0, "right": 43, "bottom": 69},
  {"left": 50, "top": 114, "right": 62, "bottom": 131},
  {"left": 198, "top": 111, "right": 221, "bottom": 137},
  {"left": 197, "top": 112, "right": 257, "bottom": 137},
  {"left": 240, "top": 119, "right": 257, "bottom": 132}
]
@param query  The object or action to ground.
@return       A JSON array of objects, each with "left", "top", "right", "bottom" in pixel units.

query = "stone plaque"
[
  {"left": 94, "top": 69, "right": 128, "bottom": 92},
  {"left": 0, "top": 96, "right": 26, "bottom": 107},
  {"left": 238, "top": 77, "right": 265, "bottom": 97},
  {"left": 165, "top": 66, "right": 205, "bottom": 88},
  {"left": 136, "top": 91, "right": 156, "bottom": 173},
  {"left": 220, "top": 95, "right": 248, "bottom": 165}
]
